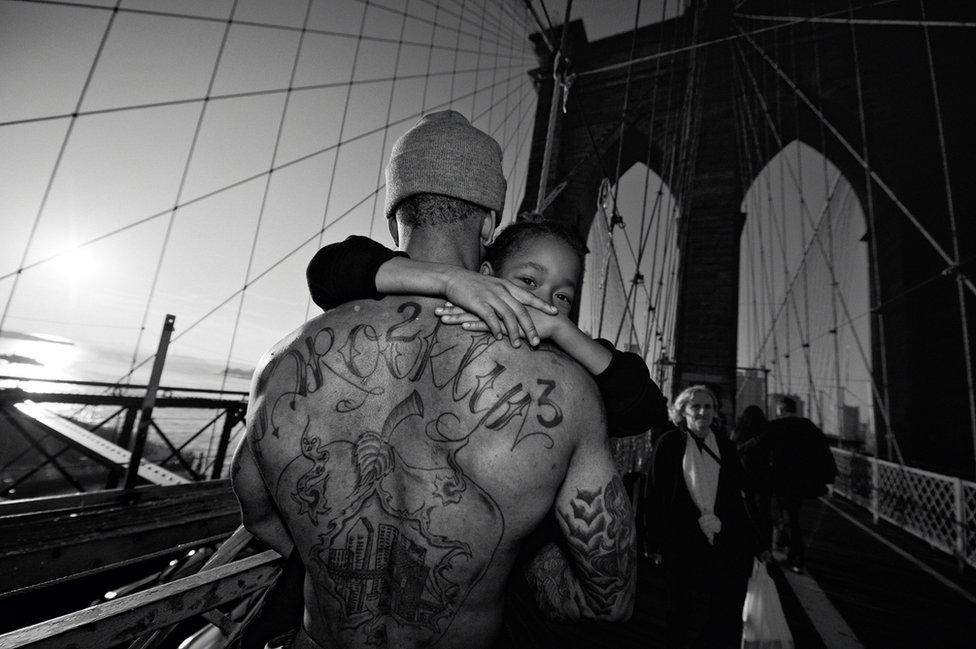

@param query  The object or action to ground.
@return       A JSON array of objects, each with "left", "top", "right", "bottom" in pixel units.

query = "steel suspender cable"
[
  {"left": 522, "top": 0, "right": 556, "bottom": 54},
  {"left": 107, "top": 69, "right": 533, "bottom": 387},
  {"left": 846, "top": 0, "right": 894, "bottom": 445},
  {"left": 534, "top": 0, "right": 572, "bottom": 212},
  {"left": 308, "top": 3, "right": 369, "bottom": 304},
  {"left": 115, "top": 74, "right": 534, "bottom": 385},
  {"left": 366, "top": 1, "right": 413, "bottom": 243},
  {"left": 447, "top": 0, "right": 469, "bottom": 106},
  {"left": 734, "top": 39, "right": 906, "bottom": 462},
  {"left": 0, "top": 68, "right": 527, "bottom": 287},
  {"left": 127, "top": 0, "right": 241, "bottom": 384},
  {"left": 809, "top": 0, "right": 846, "bottom": 436},
  {"left": 732, "top": 62, "right": 784, "bottom": 389},
  {"left": 735, "top": 13, "right": 976, "bottom": 29}
]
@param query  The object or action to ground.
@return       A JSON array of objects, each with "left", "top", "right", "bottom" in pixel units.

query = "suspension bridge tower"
[{"left": 523, "top": 1, "right": 976, "bottom": 477}]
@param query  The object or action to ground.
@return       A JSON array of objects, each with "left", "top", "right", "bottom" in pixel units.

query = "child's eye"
[
  {"left": 518, "top": 276, "right": 537, "bottom": 288},
  {"left": 555, "top": 293, "right": 573, "bottom": 305}
]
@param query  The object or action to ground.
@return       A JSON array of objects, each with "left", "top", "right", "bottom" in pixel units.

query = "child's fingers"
[
  {"left": 509, "top": 286, "right": 557, "bottom": 315},
  {"left": 434, "top": 305, "right": 467, "bottom": 316},
  {"left": 439, "top": 313, "right": 482, "bottom": 324}
]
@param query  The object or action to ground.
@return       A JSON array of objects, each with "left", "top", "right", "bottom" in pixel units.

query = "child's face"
[{"left": 494, "top": 236, "right": 581, "bottom": 316}]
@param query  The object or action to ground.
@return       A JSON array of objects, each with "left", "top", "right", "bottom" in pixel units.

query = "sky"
[
  {"left": 0, "top": 0, "right": 871, "bottom": 439},
  {"left": 0, "top": 0, "right": 676, "bottom": 390}
]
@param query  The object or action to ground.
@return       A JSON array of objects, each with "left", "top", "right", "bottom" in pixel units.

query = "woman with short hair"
[{"left": 645, "top": 385, "right": 763, "bottom": 648}]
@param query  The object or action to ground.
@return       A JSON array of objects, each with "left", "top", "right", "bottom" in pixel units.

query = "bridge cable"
[
  {"left": 735, "top": 25, "right": 975, "bottom": 296},
  {"left": 733, "top": 37, "right": 909, "bottom": 466},
  {"left": 845, "top": 0, "right": 894, "bottom": 446},
  {"left": 125, "top": 0, "right": 241, "bottom": 392},
  {"left": 917, "top": 0, "right": 976, "bottom": 477},
  {"left": 644, "top": 0, "right": 691, "bottom": 371},
  {"left": 787, "top": 22, "right": 822, "bottom": 425},
  {"left": 609, "top": 0, "right": 644, "bottom": 352},
  {"left": 365, "top": 1, "right": 414, "bottom": 244},
  {"left": 732, "top": 53, "right": 784, "bottom": 389},
  {"left": 522, "top": 1, "right": 556, "bottom": 54},
  {"left": 633, "top": 1, "right": 686, "bottom": 360},
  {"left": 735, "top": 12, "right": 976, "bottom": 29},
  {"left": 573, "top": 0, "right": 900, "bottom": 80},
  {"left": 0, "top": 61, "right": 531, "bottom": 133},
  {"left": 108, "top": 69, "right": 535, "bottom": 389},
  {"left": 653, "top": 2, "right": 710, "bottom": 381},
  {"left": 216, "top": 0, "right": 317, "bottom": 418},
  {"left": 601, "top": 0, "right": 693, "bottom": 353},
  {"left": 809, "top": 0, "right": 849, "bottom": 447},
  {"left": 0, "top": 0, "right": 123, "bottom": 339},
  {"left": 0, "top": 64, "right": 530, "bottom": 285}
]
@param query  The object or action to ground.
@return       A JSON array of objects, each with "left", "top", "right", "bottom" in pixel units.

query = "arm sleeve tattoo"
[{"left": 524, "top": 474, "right": 636, "bottom": 621}]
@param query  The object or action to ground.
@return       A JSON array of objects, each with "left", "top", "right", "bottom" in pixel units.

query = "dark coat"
[
  {"left": 645, "top": 427, "right": 758, "bottom": 580},
  {"left": 733, "top": 421, "right": 773, "bottom": 494},
  {"left": 768, "top": 416, "right": 838, "bottom": 498}
]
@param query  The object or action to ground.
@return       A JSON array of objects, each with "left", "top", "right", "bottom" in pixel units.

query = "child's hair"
[{"left": 486, "top": 212, "right": 588, "bottom": 272}]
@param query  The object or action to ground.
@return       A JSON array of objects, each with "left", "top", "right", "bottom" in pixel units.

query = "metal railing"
[
  {"left": 1, "top": 377, "right": 248, "bottom": 498},
  {"left": 831, "top": 448, "right": 976, "bottom": 569}
]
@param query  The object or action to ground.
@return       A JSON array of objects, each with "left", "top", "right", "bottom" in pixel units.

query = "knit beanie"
[{"left": 384, "top": 110, "right": 506, "bottom": 223}]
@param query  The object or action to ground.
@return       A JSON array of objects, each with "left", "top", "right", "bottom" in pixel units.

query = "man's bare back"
[{"left": 233, "top": 296, "right": 634, "bottom": 648}]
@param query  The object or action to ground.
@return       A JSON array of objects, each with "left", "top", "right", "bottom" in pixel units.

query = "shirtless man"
[{"left": 232, "top": 111, "right": 635, "bottom": 649}]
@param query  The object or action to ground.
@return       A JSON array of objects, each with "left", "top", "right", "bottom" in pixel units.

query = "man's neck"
[{"left": 401, "top": 227, "right": 481, "bottom": 271}]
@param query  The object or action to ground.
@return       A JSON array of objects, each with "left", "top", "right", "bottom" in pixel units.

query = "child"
[{"left": 307, "top": 214, "right": 668, "bottom": 437}]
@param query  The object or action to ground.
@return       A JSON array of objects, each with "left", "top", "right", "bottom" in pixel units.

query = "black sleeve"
[
  {"left": 306, "top": 235, "right": 408, "bottom": 311},
  {"left": 721, "top": 436, "right": 764, "bottom": 556},
  {"left": 592, "top": 338, "right": 670, "bottom": 438},
  {"left": 643, "top": 429, "right": 678, "bottom": 555}
]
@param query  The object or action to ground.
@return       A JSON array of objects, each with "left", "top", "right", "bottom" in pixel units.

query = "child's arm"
[
  {"left": 307, "top": 236, "right": 556, "bottom": 346},
  {"left": 307, "top": 236, "right": 407, "bottom": 310},
  {"left": 447, "top": 308, "right": 669, "bottom": 437},
  {"left": 589, "top": 339, "right": 670, "bottom": 437}
]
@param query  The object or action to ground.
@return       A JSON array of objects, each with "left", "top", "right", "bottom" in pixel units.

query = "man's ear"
[
  {"left": 480, "top": 211, "right": 496, "bottom": 247},
  {"left": 480, "top": 261, "right": 494, "bottom": 276},
  {"left": 388, "top": 218, "right": 399, "bottom": 247}
]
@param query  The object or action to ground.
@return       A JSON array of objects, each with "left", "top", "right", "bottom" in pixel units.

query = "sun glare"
[{"left": 52, "top": 246, "right": 98, "bottom": 284}]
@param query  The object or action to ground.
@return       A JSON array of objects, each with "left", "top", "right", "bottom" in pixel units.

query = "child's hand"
[
  {"left": 436, "top": 302, "right": 567, "bottom": 344},
  {"left": 440, "top": 268, "right": 557, "bottom": 347}
]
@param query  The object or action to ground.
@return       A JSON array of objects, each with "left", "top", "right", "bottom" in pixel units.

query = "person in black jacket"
[
  {"left": 732, "top": 405, "right": 773, "bottom": 551},
  {"left": 646, "top": 385, "right": 763, "bottom": 649},
  {"left": 769, "top": 396, "right": 838, "bottom": 573}
]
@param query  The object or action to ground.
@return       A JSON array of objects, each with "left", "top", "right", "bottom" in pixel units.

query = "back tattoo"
[{"left": 250, "top": 300, "right": 574, "bottom": 645}]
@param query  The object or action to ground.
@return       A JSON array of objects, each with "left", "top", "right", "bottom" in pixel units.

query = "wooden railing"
[
  {"left": 0, "top": 527, "right": 281, "bottom": 649},
  {"left": 0, "top": 481, "right": 241, "bottom": 596}
]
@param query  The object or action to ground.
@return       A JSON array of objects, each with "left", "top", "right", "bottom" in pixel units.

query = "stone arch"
[{"left": 737, "top": 138, "right": 871, "bottom": 442}]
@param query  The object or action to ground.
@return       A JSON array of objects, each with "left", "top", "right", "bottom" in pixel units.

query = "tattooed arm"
[{"left": 523, "top": 405, "right": 637, "bottom": 622}]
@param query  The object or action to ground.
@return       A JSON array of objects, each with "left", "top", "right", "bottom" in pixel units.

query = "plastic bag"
[{"left": 742, "top": 559, "right": 794, "bottom": 649}]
